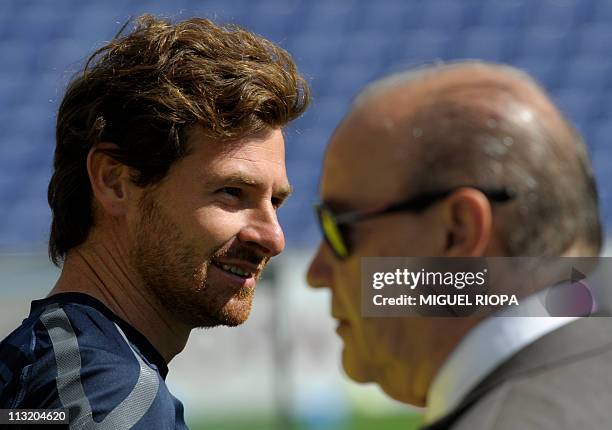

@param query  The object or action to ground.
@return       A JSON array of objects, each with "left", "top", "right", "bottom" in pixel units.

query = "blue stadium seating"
[
  {"left": 477, "top": 0, "right": 530, "bottom": 29},
  {"left": 1, "top": 0, "right": 612, "bottom": 250},
  {"left": 450, "top": 26, "right": 517, "bottom": 62},
  {"left": 562, "top": 56, "right": 612, "bottom": 92},
  {"left": 574, "top": 23, "right": 612, "bottom": 57},
  {"left": 299, "top": 1, "right": 359, "bottom": 34},
  {"left": 353, "top": 0, "right": 409, "bottom": 34},
  {"left": 530, "top": 1, "right": 578, "bottom": 29},
  {"left": 554, "top": 88, "right": 599, "bottom": 132},
  {"left": 587, "top": 0, "right": 612, "bottom": 24},
  {"left": 517, "top": 26, "right": 574, "bottom": 60},
  {"left": 341, "top": 31, "right": 394, "bottom": 65},
  {"left": 323, "top": 62, "right": 380, "bottom": 98},
  {"left": 289, "top": 32, "right": 346, "bottom": 68},
  {"left": 417, "top": 0, "right": 479, "bottom": 31},
  {"left": 589, "top": 139, "right": 612, "bottom": 222},
  {"left": 512, "top": 57, "right": 563, "bottom": 90},
  {"left": 392, "top": 29, "right": 451, "bottom": 65}
]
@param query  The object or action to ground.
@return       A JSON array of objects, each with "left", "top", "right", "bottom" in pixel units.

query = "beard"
[{"left": 131, "top": 190, "right": 263, "bottom": 328}]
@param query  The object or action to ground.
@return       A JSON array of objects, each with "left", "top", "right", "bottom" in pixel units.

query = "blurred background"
[{"left": 1, "top": 0, "right": 612, "bottom": 428}]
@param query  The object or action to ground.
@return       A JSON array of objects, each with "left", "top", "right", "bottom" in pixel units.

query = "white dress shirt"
[{"left": 424, "top": 293, "right": 578, "bottom": 425}]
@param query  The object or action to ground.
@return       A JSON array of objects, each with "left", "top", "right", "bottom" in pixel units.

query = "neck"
[
  {"left": 380, "top": 318, "right": 479, "bottom": 407},
  {"left": 49, "top": 241, "right": 191, "bottom": 363}
]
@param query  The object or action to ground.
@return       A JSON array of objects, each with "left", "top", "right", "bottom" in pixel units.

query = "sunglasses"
[{"left": 314, "top": 187, "right": 515, "bottom": 259}]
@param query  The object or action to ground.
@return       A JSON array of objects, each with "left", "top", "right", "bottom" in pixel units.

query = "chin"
[
  {"left": 341, "top": 349, "right": 375, "bottom": 384},
  {"left": 211, "top": 296, "right": 254, "bottom": 327},
  {"left": 378, "top": 378, "right": 426, "bottom": 407},
  {"left": 179, "top": 293, "right": 254, "bottom": 328}
]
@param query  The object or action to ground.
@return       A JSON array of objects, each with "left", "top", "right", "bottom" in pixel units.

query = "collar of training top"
[{"left": 30, "top": 292, "right": 169, "bottom": 379}]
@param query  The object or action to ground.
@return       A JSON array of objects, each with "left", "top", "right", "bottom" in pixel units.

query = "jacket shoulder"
[{"left": 451, "top": 347, "right": 612, "bottom": 430}]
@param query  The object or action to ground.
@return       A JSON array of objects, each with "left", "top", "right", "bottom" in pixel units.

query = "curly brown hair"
[{"left": 48, "top": 14, "right": 311, "bottom": 266}]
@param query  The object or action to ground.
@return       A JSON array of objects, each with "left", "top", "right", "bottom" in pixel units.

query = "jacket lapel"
[{"left": 421, "top": 316, "right": 612, "bottom": 430}]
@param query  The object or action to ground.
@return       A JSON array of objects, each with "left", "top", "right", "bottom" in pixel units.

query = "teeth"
[{"left": 220, "top": 264, "right": 251, "bottom": 277}]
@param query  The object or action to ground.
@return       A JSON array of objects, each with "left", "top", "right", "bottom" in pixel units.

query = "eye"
[
  {"left": 218, "top": 187, "right": 242, "bottom": 198},
  {"left": 271, "top": 197, "right": 283, "bottom": 209}
]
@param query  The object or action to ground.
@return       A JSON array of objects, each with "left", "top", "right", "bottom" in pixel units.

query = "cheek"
[
  {"left": 369, "top": 225, "right": 440, "bottom": 257},
  {"left": 335, "top": 259, "right": 363, "bottom": 317},
  {"left": 376, "top": 320, "right": 410, "bottom": 355},
  {"left": 352, "top": 225, "right": 400, "bottom": 257},
  {"left": 192, "top": 208, "right": 242, "bottom": 243},
  {"left": 356, "top": 320, "right": 419, "bottom": 383}
]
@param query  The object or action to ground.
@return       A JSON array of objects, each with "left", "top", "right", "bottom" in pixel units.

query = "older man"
[
  {"left": 307, "top": 62, "right": 610, "bottom": 429},
  {"left": 0, "top": 14, "right": 309, "bottom": 429}
]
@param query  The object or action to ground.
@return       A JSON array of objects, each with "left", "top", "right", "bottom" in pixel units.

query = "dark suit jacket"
[{"left": 421, "top": 317, "right": 612, "bottom": 430}]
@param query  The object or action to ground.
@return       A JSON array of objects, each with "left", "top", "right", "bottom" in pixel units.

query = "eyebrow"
[{"left": 214, "top": 172, "right": 293, "bottom": 200}]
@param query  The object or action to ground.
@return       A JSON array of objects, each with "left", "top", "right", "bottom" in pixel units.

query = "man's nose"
[
  {"left": 237, "top": 206, "right": 285, "bottom": 257},
  {"left": 306, "top": 242, "right": 333, "bottom": 289}
]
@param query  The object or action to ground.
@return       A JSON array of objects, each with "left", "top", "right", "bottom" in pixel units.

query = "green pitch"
[{"left": 190, "top": 412, "right": 422, "bottom": 430}]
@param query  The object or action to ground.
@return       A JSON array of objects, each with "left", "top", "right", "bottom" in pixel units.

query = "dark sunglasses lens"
[{"left": 318, "top": 207, "right": 349, "bottom": 258}]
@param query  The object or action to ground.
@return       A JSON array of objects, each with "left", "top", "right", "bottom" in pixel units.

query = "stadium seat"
[
  {"left": 41, "top": 38, "right": 99, "bottom": 74},
  {"left": 323, "top": 62, "right": 380, "bottom": 98},
  {"left": 289, "top": 32, "right": 347, "bottom": 68},
  {"left": 2, "top": 197, "right": 51, "bottom": 246},
  {"left": 285, "top": 126, "right": 331, "bottom": 167},
  {"left": 513, "top": 56, "right": 563, "bottom": 90},
  {"left": 341, "top": 31, "right": 394, "bottom": 65},
  {"left": 10, "top": 103, "right": 56, "bottom": 146},
  {"left": 517, "top": 26, "right": 573, "bottom": 61},
  {"left": 553, "top": 88, "right": 598, "bottom": 132},
  {"left": 280, "top": 161, "right": 322, "bottom": 246},
  {"left": 529, "top": 1, "right": 577, "bottom": 29},
  {"left": 574, "top": 23, "right": 612, "bottom": 58},
  {"left": 393, "top": 29, "right": 451, "bottom": 65},
  {"left": 562, "top": 56, "right": 612, "bottom": 92},
  {"left": 308, "top": 97, "right": 351, "bottom": 133},
  {"left": 586, "top": 0, "right": 612, "bottom": 24},
  {"left": 477, "top": 0, "right": 530, "bottom": 29},
  {"left": 187, "top": 0, "right": 252, "bottom": 22},
  {"left": 67, "top": 4, "right": 126, "bottom": 41},
  {"left": 11, "top": 3, "right": 68, "bottom": 43},
  {"left": 0, "top": 40, "right": 38, "bottom": 74},
  {"left": 353, "top": 0, "right": 410, "bottom": 34},
  {"left": 0, "top": 173, "right": 16, "bottom": 206},
  {"left": 0, "top": 1, "right": 15, "bottom": 27},
  {"left": 418, "top": 0, "right": 478, "bottom": 31},
  {"left": 589, "top": 119, "right": 612, "bottom": 152},
  {"left": 451, "top": 26, "right": 517, "bottom": 62},
  {"left": 590, "top": 145, "right": 612, "bottom": 216},
  {"left": 0, "top": 76, "right": 27, "bottom": 111},
  {"left": 0, "top": 133, "right": 39, "bottom": 170},
  {"left": 235, "top": 0, "right": 303, "bottom": 44},
  {"left": 299, "top": 1, "right": 358, "bottom": 34}
]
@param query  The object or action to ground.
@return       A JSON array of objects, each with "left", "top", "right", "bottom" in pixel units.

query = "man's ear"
[
  {"left": 441, "top": 188, "right": 493, "bottom": 257},
  {"left": 87, "top": 143, "right": 133, "bottom": 217}
]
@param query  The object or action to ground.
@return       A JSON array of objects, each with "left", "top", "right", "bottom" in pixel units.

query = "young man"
[{"left": 0, "top": 14, "right": 309, "bottom": 429}]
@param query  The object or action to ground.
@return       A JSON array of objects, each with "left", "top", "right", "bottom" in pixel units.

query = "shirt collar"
[
  {"left": 30, "top": 292, "right": 170, "bottom": 379},
  {"left": 424, "top": 293, "right": 578, "bottom": 425}
]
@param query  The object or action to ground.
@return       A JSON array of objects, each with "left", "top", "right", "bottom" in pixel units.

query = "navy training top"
[{"left": 0, "top": 292, "right": 189, "bottom": 429}]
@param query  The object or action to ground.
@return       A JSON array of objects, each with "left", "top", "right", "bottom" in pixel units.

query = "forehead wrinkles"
[{"left": 202, "top": 130, "right": 286, "bottom": 175}]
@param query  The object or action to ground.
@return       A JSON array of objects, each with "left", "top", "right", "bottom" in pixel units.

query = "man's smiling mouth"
[{"left": 211, "top": 260, "right": 256, "bottom": 279}]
